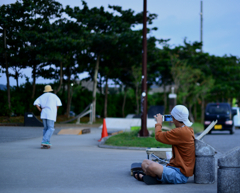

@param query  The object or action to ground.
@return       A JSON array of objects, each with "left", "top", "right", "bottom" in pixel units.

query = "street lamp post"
[{"left": 139, "top": 0, "right": 149, "bottom": 137}]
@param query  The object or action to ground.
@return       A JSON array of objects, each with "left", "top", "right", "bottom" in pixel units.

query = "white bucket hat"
[
  {"left": 171, "top": 105, "right": 193, "bottom": 127},
  {"left": 43, "top": 85, "right": 53, "bottom": 92}
]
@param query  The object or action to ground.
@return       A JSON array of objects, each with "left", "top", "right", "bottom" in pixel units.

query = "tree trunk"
[
  {"left": 136, "top": 83, "right": 139, "bottom": 114},
  {"left": 163, "top": 84, "right": 167, "bottom": 114},
  {"left": 16, "top": 75, "right": 19, "bottom": 88},
  {"left": 194, "top": 102, "right": 197, "bottom": 121},
  {"left": 62, "top": 80, "right": 65, "bottom": 111},
  {"left": 31, "top": 64, "right": 36, "bottom": 99},
  {"left": 228, "top": 98, "right": 232, "bottom": 106},
  {"left": 189, "top": 104, "right": 194, "bottom": 123},
  {"left": 4, "top": 28, "right": 11, "bottom": 115},
  {"left": 14, "top": 71, "right": 19, "bottom": 88},
  {"left": 66, "top": 70, "right": 71, "bottom": 118},
  {"left": 99, "top": 74, "right": 102, "bottom": 95},
  {"left": 5, "top": 52, "right": 11, "bottom": 114},
  {"left": 182, "top": 96, "right": 187, "bottom": 106},
  {"left": 92, "top": 55, "right": 100, "bottom": 122},
  {"left": 55, "top": 61, "right": 63, "bottom": 94},
  {"left": 104, "top": 77, "right": 108, "bottom": 118},
  {"left": 201, "top": 96, "right": 205, "bottom": 124},
  {"left": 122, "top": 87, "right": 127, "bottom": 117}
]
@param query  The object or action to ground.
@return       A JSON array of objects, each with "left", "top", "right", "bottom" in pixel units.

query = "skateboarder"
[
  {"left": 33, "top": 85, "right": 62, "bottom": 147},
  {"left": 133, "top": 105, "right": 195, "bottom": 185}
]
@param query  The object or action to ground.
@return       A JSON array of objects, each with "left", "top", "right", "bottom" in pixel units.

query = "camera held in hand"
[{"left": 162, "top": 115, "right": 173, "bottom": 122}]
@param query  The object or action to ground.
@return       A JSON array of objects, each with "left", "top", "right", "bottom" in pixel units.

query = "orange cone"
[{"left": 98, "top": 118, "right": 108, "bottom": 142}]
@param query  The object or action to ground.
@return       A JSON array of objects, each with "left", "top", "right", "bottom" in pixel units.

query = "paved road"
[
  {"left": 0, "top": 126, "right": 240, "bottom": 193},
  {"left": 203, "top": 130, "right": 240, "bottom": 154},
  {"left": 0, "top": 126, "right": 60, "bottom": 143}
]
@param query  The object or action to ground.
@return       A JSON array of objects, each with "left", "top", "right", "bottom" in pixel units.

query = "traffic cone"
[{"left": 98, "top": 118, "right": 108, "bottom": 142}]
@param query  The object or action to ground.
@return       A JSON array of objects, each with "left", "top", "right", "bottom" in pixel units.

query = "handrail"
[
  {"left": 59, "top": 103, "right": 93, "bottom": 124},
  {"left": 196, "top": 120, "right": 218, "bottom": 140}
]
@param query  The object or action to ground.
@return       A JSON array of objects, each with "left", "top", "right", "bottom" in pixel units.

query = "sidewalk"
[{"left": 0, "top": 126, "right": 217, "bottom": 193}]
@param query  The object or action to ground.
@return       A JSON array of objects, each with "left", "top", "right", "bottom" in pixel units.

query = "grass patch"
[
  {"left": 105, "top": 122, "right": 204, "bottom": 148},
  {"left": 105, "top": 129, "right": 171, "bottom": 148},
  {"left": 0, "top": 116, "right": 24, "bottom": 123},
  {"left": 130, "top": 126, "right": 140, "bottom": 131},
  {"left": 162, "top": 122, "right": 204, "bottom": 134},
  {"left": 191, "top": 122, "right": 204, "bottom": 133}
]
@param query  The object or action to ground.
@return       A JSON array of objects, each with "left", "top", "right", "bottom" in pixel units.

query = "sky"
[{"left": 1, "top": 0, "right": 240, "bottom": 86}]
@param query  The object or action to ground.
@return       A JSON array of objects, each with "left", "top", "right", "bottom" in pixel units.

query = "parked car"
[
  {"left": 232, "top": 107, "right": 240, "bottom": 128},
  {"left": 204, "top": 103, "right": 235, "bottom": 134}
]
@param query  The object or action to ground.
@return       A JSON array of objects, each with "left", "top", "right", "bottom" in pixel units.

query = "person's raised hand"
[{"left": 154, "top": 113, "right": 163, "bottom": 124}]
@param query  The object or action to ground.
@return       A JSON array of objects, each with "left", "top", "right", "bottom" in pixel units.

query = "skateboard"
[
  {"left": 130, "top": 162, "right": 142, "bottom": 176},
  {"left": 41, "top": 144, "right": 51, "bottom": 149}
]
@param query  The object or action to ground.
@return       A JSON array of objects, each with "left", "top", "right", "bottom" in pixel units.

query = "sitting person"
[{"left": 133, "top": 105, "right": 195, "bottom": 185}]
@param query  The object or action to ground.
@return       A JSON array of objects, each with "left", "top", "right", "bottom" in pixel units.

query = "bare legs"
[
  {"left": 141, "top": 159, "right": 164, "bottom": 178},
  {"left": 134, "top": 159, "right": 164, "bottom": 180}
]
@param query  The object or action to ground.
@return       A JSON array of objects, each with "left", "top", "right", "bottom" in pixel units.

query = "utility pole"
[
  {"left": 200, "top": 0, "right": 203, "bottom": 52},
  {"left": 139, "top": 0, "right": 149, "bottom": 137}
]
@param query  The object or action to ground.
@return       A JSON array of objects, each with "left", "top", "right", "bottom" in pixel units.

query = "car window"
[
  {"left": 207, "top": 105, "right": 230, "bottom": 114},
  {"left": 232, "top": 109, "right": 237, "bottom": 115}
]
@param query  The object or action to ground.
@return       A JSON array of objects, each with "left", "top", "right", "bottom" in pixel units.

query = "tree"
[
  {"left": 36, "top": 17, "right": 87, "bottom": 117},
  {"left": 147, "top": 37, "right": 172, "bottom": 112},
  {"left": 0, "top": 1, "right": 29, "bottom": 115},
  {"left": 65, "top": 1, "right": 157, "bottom": 121},
  {"left": 23, "top": 0, "right": 62, "bottom": 100}
]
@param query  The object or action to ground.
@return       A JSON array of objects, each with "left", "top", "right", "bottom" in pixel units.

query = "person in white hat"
[
  {"left": 133, "top": 105, "right": 195, "bottom": 185},
  {"left": 33, "top": 85, "right": 62, "bottom": 147}
]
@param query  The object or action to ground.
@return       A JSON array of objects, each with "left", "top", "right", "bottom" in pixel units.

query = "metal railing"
[{"left": 59, "top": 103, "right": 93, "bottom": 124}]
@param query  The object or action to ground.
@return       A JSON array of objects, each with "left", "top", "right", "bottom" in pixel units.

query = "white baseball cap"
[{"left": 171, "top": 105, "right": 193, "bottom": 127}]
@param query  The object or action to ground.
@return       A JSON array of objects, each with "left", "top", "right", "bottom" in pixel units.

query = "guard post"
[{"left": 217, "top": 146, "right": 240, "bottom": 193}]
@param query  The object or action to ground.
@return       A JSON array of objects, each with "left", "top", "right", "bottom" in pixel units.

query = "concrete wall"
[{"left": 99, "top": 118, "right": 157, "bottom": 130}]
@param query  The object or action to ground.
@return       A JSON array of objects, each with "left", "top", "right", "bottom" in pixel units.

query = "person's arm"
[
  {"left": 154, "top": 113, "right": 182, "bottom": 145},
  {"left": 154, "top": 113, "right": 163, "bottom": 133},
  {"left": 35, "top": 105, "right": 42, "bottom": 112},
  {"left": 155, "top": 127, "right": 181, "bottom": 145}
]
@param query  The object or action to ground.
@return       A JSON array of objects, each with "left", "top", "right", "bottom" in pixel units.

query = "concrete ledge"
[
  {"left": 100, "top": 118, "right": 157, "bottom": 130},
  {"left": 58, "top": 128, "right": 90, "bottom": 135}
]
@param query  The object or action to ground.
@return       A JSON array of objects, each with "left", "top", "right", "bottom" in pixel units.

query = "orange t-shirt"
[{"left": 155, "top": 123, "right": 195, "bottom": 177}]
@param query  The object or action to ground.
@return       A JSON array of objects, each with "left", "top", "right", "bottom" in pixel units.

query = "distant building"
[
  {"left": 78, "top": 80, "right": 174, "bottom": 95},
  {"left": 78, "top": 80, "right": 123, "bottom": 94},
  {"left": 78, "top": 80, "right": 102, "bottom": 93},
  {"left": 148, "top": 84, "right": 174, "bottom": 95}
]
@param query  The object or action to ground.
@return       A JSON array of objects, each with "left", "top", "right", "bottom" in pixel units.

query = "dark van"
[{"left": 204, "top": 103, "right": 235, "bottom": 134}]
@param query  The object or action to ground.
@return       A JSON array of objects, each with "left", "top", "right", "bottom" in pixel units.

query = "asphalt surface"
[
  {"left": 0, "top": 126, "right": 61, "bottom": 143},
  {"left": 0, "top": 126, "right": 240, "bottom": 193}
]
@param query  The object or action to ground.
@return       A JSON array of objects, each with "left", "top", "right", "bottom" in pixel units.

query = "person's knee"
[
  {"left": 47, "top": 127, "right": 55, "bottom": 133},
  {"left": 142, "top": 159, "right": 148, "bottom": 165},
  {"left": 148, "top": 162, "right": 162, "bottom": 173},
  {"left": 142, "top": 159, "right": 152, "bottom": 167}
]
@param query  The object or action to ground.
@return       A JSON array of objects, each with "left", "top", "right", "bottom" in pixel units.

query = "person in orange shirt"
[{"left": 133, "top": 105, "right": 195, "bottom": 185}]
